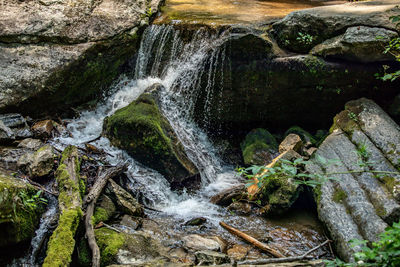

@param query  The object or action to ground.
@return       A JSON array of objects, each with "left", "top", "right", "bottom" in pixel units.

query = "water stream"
[{"left": 41, "top": 24, "right": 330, "bottom": 263}]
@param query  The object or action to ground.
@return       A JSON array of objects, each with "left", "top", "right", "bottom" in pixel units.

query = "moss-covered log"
[{"left": 43, "top": 146, "right": 83, "bottom": 267}]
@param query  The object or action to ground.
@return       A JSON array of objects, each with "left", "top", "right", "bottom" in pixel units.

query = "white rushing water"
[{"left": 54, "top": 24, "right": 242, "bottom": 221}]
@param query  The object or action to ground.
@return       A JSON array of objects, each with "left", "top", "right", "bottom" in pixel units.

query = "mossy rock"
[
  {"left": 0, "top": 169, "right": 44, "bottom": 247},
  {"left": 284, "top": 126, "right": 317, "bottom": 146},
  {"left": 103, "top": 85, "right": 198, "bottom": 188},
  {"left": 262, "top": 172, "right": 302, "bottom": 215},
  {"left": 241, "top": 128, "right": 278, "bottom": 166},
  {"left": 91, "top": 228, "right": 163, "bottom": 266}
]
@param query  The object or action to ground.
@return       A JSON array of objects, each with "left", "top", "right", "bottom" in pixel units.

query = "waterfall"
[{"left": 54, "top": 24, "right": 241, "bottom": 220}]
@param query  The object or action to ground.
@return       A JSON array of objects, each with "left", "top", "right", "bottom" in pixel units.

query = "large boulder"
[
  {"left": 0, "top": 169, "right": 44, "bottom": 247},
  {"left": 0, "top": 0, "right": 162, "bottom": 117},
  {"left": 312, "top": 26, "right": 399, "bottom": 62},
  {"left": 103, "top": 85, "right": 198, "bottom": 188},
  {"left": 271, "top": 0, "right": 400, "bottom": 53},
  {"left": 306, "top": 98, "right": 400, "bottom": 261}
]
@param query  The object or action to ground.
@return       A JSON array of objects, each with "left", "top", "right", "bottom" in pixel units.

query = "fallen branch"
[
  {"left": 26, "top": 177, "right": 58, "bottom": 196},
  {"left": 84, "top": 164, "right": 128, "bottom": 267},
  {"left": 237, "top": 239, "right": 331, "bottom": 265},
  {"left": 219, "top": 221, "right": 284, "bottom": 258}
]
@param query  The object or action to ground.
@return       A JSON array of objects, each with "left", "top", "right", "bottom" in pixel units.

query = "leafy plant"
[
  {"left": 296, "top": 32, "right": 314, "bottom": 45},
  {"left": 326, "top": 221, "right": 400, "bottom": 267},
  {"left": 19, "top": 190, "right": 47, "bottom": 211},
  {"left": 376, "top": 15, "right": 400, "bottom": 82}
]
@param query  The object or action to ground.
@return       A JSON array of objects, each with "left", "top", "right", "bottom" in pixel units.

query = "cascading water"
[{"left": 54, "top": 24, "right": 241, "bottom": 220}]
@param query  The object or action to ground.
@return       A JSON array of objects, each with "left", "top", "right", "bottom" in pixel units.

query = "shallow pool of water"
[{"left": 155, "top": 0, "right": 345, "bottom": 25}]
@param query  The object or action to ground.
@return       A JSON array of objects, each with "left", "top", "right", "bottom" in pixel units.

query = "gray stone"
[
  {"left": 195, "top": 250, "right": 230, "bottom": 265},
  {"left": 312, "top": 26, "right": 398, "bottom": 62},
  {"left": 210, "top": 185, "right": 245, "bottom": 206},
  {"left": 272, "top": 0, "right": 400, "bottom": 53},
  {"left": 105, "top": 179, "right": 144, "bottom": 217},
  {"left": 120, "top": 214, "right": 142, "bottom": 230},
  {"left": 0, "top": 120, "right": 15, "bottom": 142},
  {"left": 0, "top": 0, "right": 163, "bottom": 115},
  {"left": 183, "top": 234, "right": 223, "bottom": 252},
  {"left": 227, "top": 202, "right": 252, "bottom": 215},
  {"left": 0, "top": 147, "right": 28, "bottom": 171},
  {"left": 279, "top": 134, "right": 303, "bottom": 154},
  {"left": 17, "top": 138, "right": 44, "bottom": 150},
  {"left": 306, "top": 98, "right": 400, "bottom": 261},
  {"left": 17, "top": 145, "right": 56, "bottom": 177},
  {"left": 0, "top": 113, "right": 31, "bottom": 140}
]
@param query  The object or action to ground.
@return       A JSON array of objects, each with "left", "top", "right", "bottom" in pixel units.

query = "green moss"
[
  {"left": 79, "top": 176, "right": 87, "bottom": 199},
  {"left": 43, "top": 208, "right": 83, "bottom": 267},
  {"left": 241, "top": 128, "right": 278, "bottom": 165},
  {"left": 0, "top": 173, "right": 44, "bottom": 246},
  {"left": 332, "top": 187, "right": 347, "bottom": 203},
  {"left": 77, "top": 238, "right": 91, "bottom": 267},
  {"left": 103, "top": 91, "right": 197, "bottom": 183},
  {"left": 95, "top": 228, "right": 125, "bottom": 266},
  {"left": 284, "top": 126, "right": 317, "bottom": 145},
  {"left": 92, "top": 207, "right": 109, "bottom": 225},
  {"left": 43, "top": 146, "right": 82, "bottom": 267}
]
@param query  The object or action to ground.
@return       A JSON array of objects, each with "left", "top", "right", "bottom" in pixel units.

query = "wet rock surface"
[
  {"left": 17, "top": 145, "right": 56, "bottom": 178},
  {"left": 0, "top": 0, "right": 163, "bottom": 116},
  {"left": 306, "top": 98, "right": 400, "bottom": 261},
  {"left": 272, "top": 0, "right": 400, "bottom": 53},
  {"left": 103, "top": 86, "right": 199, "bottom": 189},
  {"left": 0, "top": 168, "right": 44, "bottom": 247}
]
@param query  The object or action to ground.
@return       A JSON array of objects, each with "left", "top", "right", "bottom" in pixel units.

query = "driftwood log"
[
  {"left": 219, "top": 221, "right": 284, "bottom": 258},
  {"left": 84, "top": 164, "right": 128, "bottom": 267},
  {"left": 237, "top": 239, "right": 331, "bottom": 265}
]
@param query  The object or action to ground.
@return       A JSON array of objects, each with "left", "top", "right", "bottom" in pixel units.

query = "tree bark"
[
  {"left": 219, "top": 221, "right": 284, "bottom": 258},
  {"left": 84, "top": 164, "right": 127, "bottom": 267}
]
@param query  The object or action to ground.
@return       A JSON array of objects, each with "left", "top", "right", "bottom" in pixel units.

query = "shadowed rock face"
[
  {"left": 272, "top": 0, "right": 400, "bottom": 53},
  {"left": 0, "top": 0, "right": 163, "bottom": 116},
  {"left": 306, "top": 98, "right": 400, "bottom": 261}
]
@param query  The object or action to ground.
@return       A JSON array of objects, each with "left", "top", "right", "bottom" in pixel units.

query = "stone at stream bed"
[
  {"left": 0, "top": 113, "right": 31, "bottom": 142},
  {"left": 306, "top": 98, "right": 400, "bottom": 261},
  {"left": 227, "top": 244, "right": 249, "bottom": 261},
  {"left": 120, "top": 214, "right": 142, "bottom": 230},
  {"left": 103, "top": 85, "right": 199, "bottom": 189},
  {"left": 195, "top": 250, "right": 230, "bottom": 265},
  {"left": 0, "top": 168, "right": 44, "bottom": 247},
  {"left": 271, "top": 0, "right": 400, "bottom": 53},
  {"left": 312, "top": 26, "right": 399, "bottom": 62},
  {"left": 241, "top": 128, "right": 279, "bottom": 166},
  {"left": 0, "top": 0, "right": 163, "bottom": 116},
  {"left": 93, "top": 194, "right": 116, "bottom": 225},
  {"left": 210, "top": 184, "right": 246, "bottom": 206},
  {"left": 17, "top": 145, "right": 56, "bottom": 178},
  {"left": 31, "top": 120, "right": 54, "bottom": 139},
  {"left": 105, "top": 179, "right": 144, "bottom": 217},
  {"left": 87, "top": 228, "right": 167, "bottom": 266},
  {"left": 17, "top": 138, "right": 43, "bottom": 150},
  {"left": 278, "top": 134, "right": 303, "bottom": 154},
  {"left": 284, "top": 126, "right": 317, "bottom": 148},
  {"left": 227, "top": 201, "right": 252, "bottom": 215},
  {"left": 183, "top": 234, "right": 226, "bottom": 252},
  {"left": 185, "top": 217, "right": 207, "bottom": 226}
]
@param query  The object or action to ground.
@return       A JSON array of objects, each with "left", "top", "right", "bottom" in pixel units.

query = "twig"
[
  {"left": 219, "top": 221, "right": 284, "bottom": 258},
  {"left": 102, "top": 222, "right": 121, "bottom": 233},
  {"left": 84, "top": 164, "right": 127, "bottom": 267},
  {"left": 237, "top": 239, "right": 331, "bottom": 265},
  {"left": 26, "top": 178, "right": 58, "bottom": 196}
]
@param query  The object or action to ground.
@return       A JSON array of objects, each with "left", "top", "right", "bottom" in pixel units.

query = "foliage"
[
  {"left": 19, "top": 189, "right": 47, "bottom": 211},
  {"left": 236, "top": 155, "right": 339, "bottom": 190},
  {"left": 326, "top": 221, "right": 400, "bottom": 267},
  {"left": 376, "top": 15, "right": 400, "bottom": 82},
  {"left": 296, "top": 32, "right": 314, "bottom": 45}
]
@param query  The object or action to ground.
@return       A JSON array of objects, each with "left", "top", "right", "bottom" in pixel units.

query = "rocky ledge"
[{"left": 0, "top": 0, "right": 162, "bottom": 116}]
